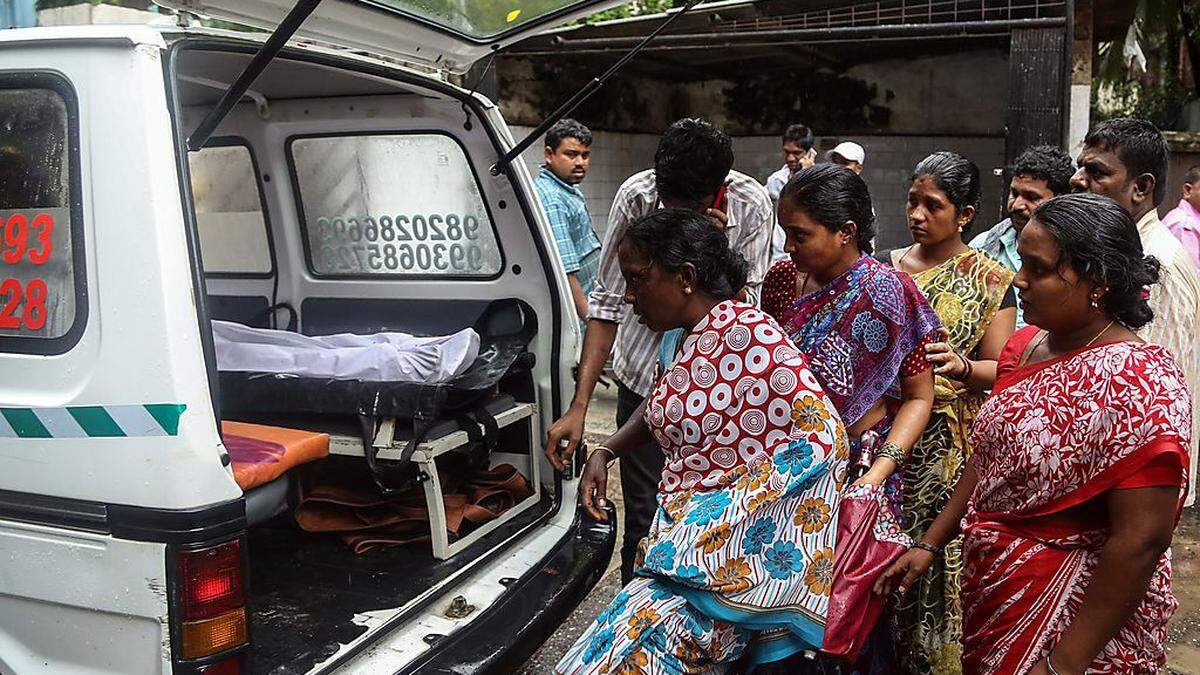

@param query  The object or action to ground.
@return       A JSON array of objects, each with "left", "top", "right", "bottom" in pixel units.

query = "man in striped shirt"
[
  {"left": 545, "top": 118, "right": 774, "bottom": 583},
  {"left": 1071, "top": 117, "right": 1200, "bottom": 505}
]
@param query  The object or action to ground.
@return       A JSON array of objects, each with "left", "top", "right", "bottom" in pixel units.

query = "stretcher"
[{"left": 215, "top": 300, "right": 541, "bottom": 557}]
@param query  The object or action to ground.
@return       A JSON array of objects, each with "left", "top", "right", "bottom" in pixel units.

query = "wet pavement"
[
  {"left": 518, "top": 383, "right": 1200, "bottom": 673},
  {"left": 1168, "top": 507, "right": 1200, "bottom": 673}
]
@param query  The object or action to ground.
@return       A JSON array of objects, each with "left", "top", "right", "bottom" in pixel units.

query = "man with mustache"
[
  {"left": 1071, "top": 117, "right": 1200, "bottom": 505},
  {"left": 536, "top": 118, "right": 599, "bottom": 331},
  {"left": 969, "top": 145, "right": 1074, "bottom": 328}
]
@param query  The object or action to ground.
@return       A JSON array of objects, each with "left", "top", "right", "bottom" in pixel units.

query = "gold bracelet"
[
  {"left": 877, "top": 441, "right": 907, "bottom": 467},
  {"left": 591, "top": 445, "right": 618, "bottom": 467}
]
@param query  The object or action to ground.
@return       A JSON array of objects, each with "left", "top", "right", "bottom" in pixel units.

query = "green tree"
[
  {"left": 1093, "top": 0, "right": 1200, "bottom": 129},
  {"left": 584, "top": 0, "right": 681, "bottom": 23}
]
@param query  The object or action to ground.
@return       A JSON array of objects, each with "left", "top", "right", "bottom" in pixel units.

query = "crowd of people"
[{"left": 533, "top": 114, "right": 1200, "bottom": 674}]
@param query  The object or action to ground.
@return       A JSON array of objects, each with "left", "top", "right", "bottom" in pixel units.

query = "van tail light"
[
  {"left": 177, "top": 540, "right": 248, "bottom": 659},
  {"left": 182, "top": 609, "right": 248, "bottom": 659},
  {"left": 180, "top": 540, "right": 244, "bottom": 620},
  {"left": 199, "top": 656, "right": 242, "bottom": 674}
]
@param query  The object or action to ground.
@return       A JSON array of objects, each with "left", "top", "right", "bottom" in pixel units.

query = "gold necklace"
[{"left": 1026, "top": 320, "right": 1116, "bottom": 364}]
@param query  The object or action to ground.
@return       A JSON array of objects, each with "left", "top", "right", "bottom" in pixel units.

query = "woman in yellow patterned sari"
[{"left": 876, "top": 152, "right": 1016, "bottom": 674}]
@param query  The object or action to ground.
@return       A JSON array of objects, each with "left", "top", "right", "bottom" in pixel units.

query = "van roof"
[
  {"left": 0, "top": 23, "right": 470, "bottom": 98},
  {"left": 0, "top": 23, "right": 170, "bottom": 48}
]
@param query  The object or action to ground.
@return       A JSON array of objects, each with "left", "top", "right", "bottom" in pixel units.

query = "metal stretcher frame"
[{"left": 327, "top": 402, "right": 541, "bottom": 559}]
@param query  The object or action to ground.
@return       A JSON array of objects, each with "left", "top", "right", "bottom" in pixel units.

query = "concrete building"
[{"left": 493, "top": 0, "right": 1134, "bottom": 250}]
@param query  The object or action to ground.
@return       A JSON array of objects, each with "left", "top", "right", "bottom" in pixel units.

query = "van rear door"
[{"left": 155, "top": 0, "right": 625, "bottom": 73}]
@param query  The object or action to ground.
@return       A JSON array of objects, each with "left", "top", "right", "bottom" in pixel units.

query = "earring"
[
  {"left": 684, "top": 287, "right": 692, "bottom": 295},
  {"left": 1090, "top": 295, "right": 1100, "bottom": 308}
]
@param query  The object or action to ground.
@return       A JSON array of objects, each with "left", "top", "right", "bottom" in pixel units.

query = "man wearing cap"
[{"left": 828, "top": 141, "right": 866, "bottom": 174}]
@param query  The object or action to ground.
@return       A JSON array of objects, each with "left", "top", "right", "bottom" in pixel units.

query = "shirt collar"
[
  {"left": 1137, "top": 208, "right": 1161, "bottom": 236},
  {"left": 539, "top": 165, "right": 583, "bottom": 196},
  {"left": 998, "top": 219, "right": 1018, "bottom": 246},
  {"left": 1178, "top": 198, "right": 1200, "bottom": 220}
]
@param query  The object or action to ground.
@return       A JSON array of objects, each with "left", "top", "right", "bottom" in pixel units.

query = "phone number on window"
[
  {"left": 319, "top": 242, "right": 486, "bottom": 273},
  {"left": 313, "top": 214, "right": 492, "bottom": 274},
  {"left": 315, "top": 214, "right": 482, "bottom": 244},
  {"left": 1, "top": 211, "right": 55, "bottom": 332}
]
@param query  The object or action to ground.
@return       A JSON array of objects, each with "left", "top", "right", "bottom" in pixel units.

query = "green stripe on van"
[
  {"left": 1, "top": 408, "right": 51, "bottom": 438},
  {"left": 67, "top": 406, "right": 126, "bottom": 437},
  {"left": 0, "top": 404, "right": 186, "bottom": 438},
  {"left": 143, "top": 404, "right": 186, "bottom": 436}
]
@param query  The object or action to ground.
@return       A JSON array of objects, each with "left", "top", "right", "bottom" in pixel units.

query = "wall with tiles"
[{"left": 514, "top": 126, "right": 1006, "bottom": 253}]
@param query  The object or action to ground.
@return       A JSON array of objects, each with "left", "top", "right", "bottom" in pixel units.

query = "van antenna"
[
  {"left": 489, "top": 0, "right": 705, "bottom": 177},
  {"left": 187, "top": 0, "right": 324, "bottom": 151}
]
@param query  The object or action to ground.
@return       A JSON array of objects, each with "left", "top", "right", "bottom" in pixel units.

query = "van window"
[
  {"left": 290, "top": 133, "right": 502, "bottom": 278},
  {"left": 188, "top": 143, "right": 273, "bottom": 276},
  {"left": 0, "top": 78, "right": 84, "bottom": 353}
]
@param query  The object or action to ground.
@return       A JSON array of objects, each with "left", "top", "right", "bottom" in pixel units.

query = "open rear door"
[{"left": 156, "top": 0, "right": 626, "bottom": 73}]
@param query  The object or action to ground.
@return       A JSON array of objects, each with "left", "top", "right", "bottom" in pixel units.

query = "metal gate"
[{"left": 1005, "top": 26, "right": 1068, "bottom": 164}]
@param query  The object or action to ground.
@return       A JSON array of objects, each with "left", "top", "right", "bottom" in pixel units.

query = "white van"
[{"left": 0, "top": 2, "right": 622, "bottom": 673}]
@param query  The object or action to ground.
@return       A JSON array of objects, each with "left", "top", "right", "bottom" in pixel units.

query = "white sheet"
[{"left": 212, "top": 321, "right": 480, "bottom": 383}]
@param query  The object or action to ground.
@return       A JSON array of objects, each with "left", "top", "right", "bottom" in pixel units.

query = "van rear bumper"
[{"left": 398, "top": 506, "right": 616, "bottom": 675}]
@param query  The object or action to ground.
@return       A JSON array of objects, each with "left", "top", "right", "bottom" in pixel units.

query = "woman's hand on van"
[
  {"left": 579, "top": 451, "right": 610, "bottom": 522},
  {"left": 546, "top": 406, "right": 586, "bottom": 472}
]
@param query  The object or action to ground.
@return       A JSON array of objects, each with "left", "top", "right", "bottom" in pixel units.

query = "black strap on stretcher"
[{"left": 358, "top": 300, "right": 536, "bottom": 494}]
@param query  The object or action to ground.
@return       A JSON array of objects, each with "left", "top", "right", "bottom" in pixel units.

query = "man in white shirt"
[
  {"left": 1071, "top": 117, "right": 1200, "bottom": 504},
  {"left": 766, "top": 123, "right": 816, "bottom": 264},
  {"left": 544, "top": 118, "right": 774, "bottom": 583}
]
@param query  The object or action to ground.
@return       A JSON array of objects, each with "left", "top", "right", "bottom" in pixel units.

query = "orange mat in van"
[{"left": 222, "top": 421, "right": 330, "bottom": 491}]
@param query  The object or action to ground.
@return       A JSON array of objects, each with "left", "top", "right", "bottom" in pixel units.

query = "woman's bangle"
[
  {"left": 957, "top": 351, "right": 973, "bottom": 381},
  {"left": 912, "top": 541, "right": 943, "bottom": 556},
  {"left": 1045, "top": 651, "right": 1063, "bottom": 675},
  {"left": 591, "top": 445, "right": 618, "bottom": 468},
  {"left": 877, "top": 441, "right": 906, "bottom": 467}
]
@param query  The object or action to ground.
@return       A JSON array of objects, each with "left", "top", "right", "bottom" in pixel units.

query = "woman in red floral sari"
[{"left": 876, "top": 193, "right": 1191, "bottom": 675}]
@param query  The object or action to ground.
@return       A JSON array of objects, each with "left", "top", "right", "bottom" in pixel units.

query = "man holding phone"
[
  {"left": 766, "top": 123, "right": 817, "bottom": 263},
  {"left": 544, "top": 117, "right": 773, "bottom": 584}
]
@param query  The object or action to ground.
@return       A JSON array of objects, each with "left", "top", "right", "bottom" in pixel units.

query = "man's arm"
[
  {"left": 567, "top": 273, "right": 589, "bottom": 323},
  {"left": 545, "top": 176, "right": 643, "bottom": 469},
  {"left": 735, "top": 181, "right": 775, "bottom": 306}
]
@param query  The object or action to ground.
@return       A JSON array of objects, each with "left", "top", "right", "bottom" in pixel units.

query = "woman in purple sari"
[{"left": 761, "top": 164, "right": 939, "bottom": 670}]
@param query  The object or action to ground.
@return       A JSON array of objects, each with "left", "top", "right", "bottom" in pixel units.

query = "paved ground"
[
  {"left": 1167, "top": 510, "right": 1200, "bottom": 673},
  {"left": 518, "top": 384, "right": 1200, "bottom": 673},
  {"left": 519, "top": 385, "right": 624, "bottom": 674}
]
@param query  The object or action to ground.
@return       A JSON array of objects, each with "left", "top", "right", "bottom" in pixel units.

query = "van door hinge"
[{"left": 187, "top": 0, "right": 323, "bottom": 150}]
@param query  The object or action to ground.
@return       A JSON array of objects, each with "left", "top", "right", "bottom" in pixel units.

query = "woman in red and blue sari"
[
  {"left": 877, "top": 193, "right": 1191, "bottom": 674},
  {"left": 553, "top": 209, "right": 850, "bottom": 673},
  {"left": 761, "top": 164, "right": 940, "bottom": 671},
  {"left": 763, "top": 164, "right": 939, "bottom": 547}
]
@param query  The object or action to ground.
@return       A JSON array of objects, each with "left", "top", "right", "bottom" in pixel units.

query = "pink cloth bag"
[{"left": 821, "top": 483, "right": 911, "bottom": 661}]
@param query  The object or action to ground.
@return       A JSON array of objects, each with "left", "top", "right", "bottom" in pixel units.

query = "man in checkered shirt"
[{"left": 534, "top": 119, "right": 599, "bottom": 334}]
